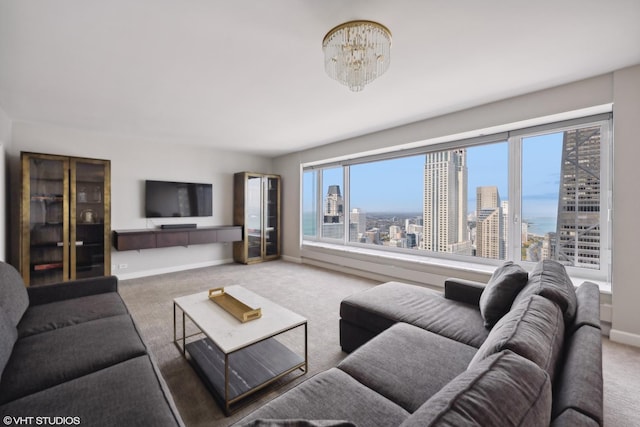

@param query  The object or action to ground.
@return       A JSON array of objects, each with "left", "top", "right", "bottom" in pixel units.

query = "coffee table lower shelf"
[{"left": 186, "top": 337, "right": 306, "bottom": 413}]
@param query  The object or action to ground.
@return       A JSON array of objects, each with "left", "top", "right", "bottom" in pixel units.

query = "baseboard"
[
  {"left": 600, "top": 303, "right": 613, "bottom": 323},
  {"left": 115, "top": 258, "right": 235, "bottom": 280},
  {"left": 609, "top": 329, "right": 640, "bottom": 348},
  {"left": 281, "top": 254, "right": 302, "bottom": 264}
]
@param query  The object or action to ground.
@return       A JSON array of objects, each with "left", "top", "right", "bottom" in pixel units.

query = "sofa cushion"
[
  {"left": 26, "top": 275, "right": 118, "bottom": 306},
  {"left": 340, "top": 282, "right": 489, "bottom": 348},
  {"left": 479, "top": 261, "right": 529, "bottom": 328},
  {"left": 17, "top": 292, "right": 129, "bottom": 338},
  {"left": 0, "top": 314, "right": 147, "bottom": 404},
  {"left": 513, "top": 259, "right": 577, "bottom": 322},
  {"left": 0, "top": 309, "right": 18, "bottom": 381},
  {"left": 240, "top": 421, "right": 355, "bottom": 427},
  {"left": 469, "top": 295, "right": 565, "bottom": 381},
  {"left": 338, "top": 322, "right": 476, "bottom": 412},
  {"left": 0, "top": 356, "right": 182, "bottom": 426},
  {"left": 400, "top": 350, "right": 551, "bottom": 427},
  {"left": 237, "top": 368, "right": 409, "bottom": 427},
  {"left": 0, "top": 262, "right": 29, "bottom": 327}
]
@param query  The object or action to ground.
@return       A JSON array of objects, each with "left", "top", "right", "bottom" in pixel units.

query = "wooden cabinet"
[
  {"left": 112, "top": 226, "right": 242, "bottom": 251},
  {"left": 233, "top": 172, "right": 281, "bottom": 264},
  {"left": 20, "top": 152, "right": 111, "bottom": 286}
]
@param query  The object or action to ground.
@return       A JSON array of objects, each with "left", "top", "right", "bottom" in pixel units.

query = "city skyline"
[{"left": 322, "top": 133, "right": 563, "bottom": 218}]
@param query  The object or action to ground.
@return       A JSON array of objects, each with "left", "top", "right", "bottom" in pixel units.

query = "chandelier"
[{"left": 322, "top": 20, "right": 392, "bottom": 92}]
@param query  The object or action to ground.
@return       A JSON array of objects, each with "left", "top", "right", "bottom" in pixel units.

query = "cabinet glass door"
[
  {"left": 71, "top": 159, "right": 109, "bottom": 280},
  {"left": 246, "top": 175, "right": 262, "bottom": 260},
  {"left": 23, "top": 155, "right": 69, "bottom": 286},
  {"left": 265, "top": 176, "right": 279, "bottom": 257}
]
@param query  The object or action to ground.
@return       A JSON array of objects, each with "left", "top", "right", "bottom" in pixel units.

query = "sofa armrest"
[
  {"left": 27, "top": 275, "right": 119, "bottom": 306},
  {"left": 444, "top": 278, "right": 485, "bottom": 307}
]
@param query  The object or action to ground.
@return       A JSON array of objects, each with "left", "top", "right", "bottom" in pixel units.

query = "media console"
[{"left": 112, "top": 226, "right": 242, "bottom": 251}]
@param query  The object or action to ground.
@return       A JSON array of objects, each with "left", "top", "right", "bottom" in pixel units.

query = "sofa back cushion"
[
  {"left": 469, "top": 295, "right": 565, "bottom": 381},
  {"left": 0, "top": 262, "right": 29, "bottom": 327},
  {"left": 479, "top": 261, "right": 529, "bottom": 328},
  {"left": 399, "top": 350, "right": 551, "bottom": 427},
  {"left": 0, "top": 308, "right": 18, "bottom": 381},
  {"left": 512, "top": 259, "right": 577, "bottom": 323}
]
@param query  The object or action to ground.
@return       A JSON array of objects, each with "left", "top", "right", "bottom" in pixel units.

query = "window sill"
[{"left": 300, "top": 240, "right": 611, "bottom": 294}]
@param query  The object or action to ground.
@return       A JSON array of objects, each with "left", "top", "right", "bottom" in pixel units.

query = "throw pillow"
[
  {"left": 512, "top": 259, "right": 578, "bottom": 323},
  {"left": 479, "top": 261, "right": 529, "bottom": 328}
]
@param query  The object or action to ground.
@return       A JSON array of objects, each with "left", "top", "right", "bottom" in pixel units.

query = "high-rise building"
[
  {"left": 476, "top": 186, "right": 504, "bottom": 259},
  {"left": 324, "top": 185, "right": 344, "bottom": 220},
  {"left": 350, "top": 208, "right": 367, "bottom": 238},
  {"left": 389, "top": 225, "right": 402, "bottom": 239},
  {"left": 542, "top": 232, "right": 557, "bottom": 260},
  {"left": 421, "top": 149, "right": 469, "bottom": 253},
  {"left": 365, "top": 228, "right": 381, "bottom": 245},
  {"left": 323, "top": 184, "right": 344, "bottom": 239},
  {"left": 556, "top": 126, "right": 601, "bottom": 269},
  {"left": 501, "top": 200, "right": 510, "bottom": 259}
]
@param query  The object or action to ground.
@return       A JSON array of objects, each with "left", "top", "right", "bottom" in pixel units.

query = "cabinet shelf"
[
  {"left": 32, "top": 262, "right": 64, "bottom": 271},
  {"left": 31, "top": 195, "right": 64, "bottom": 202},
  {"left": 113, "top": 226, "right": 242, "bottom": 251}
]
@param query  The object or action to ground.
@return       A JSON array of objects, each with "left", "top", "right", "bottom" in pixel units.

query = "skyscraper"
[
  {"left": 422, "top": 149, "right": 469, "bottom": 253},
  {"left": 555, "top": 126, "right": 601, "bottom": 269},
  {"left": 349, "top": 208, "right": 367, "bottom": 242},
  {"left": 476, "top": 186, "right": 504, "bottom": 259},
  {"left": 323, "top": 184, "right": 344, "bottom": 239},
  {"left": 350, "top": 208, "right": 367, "bottom": 236},
  {"left": 324, "top": 185, "right": 344, "bottom": 220}
]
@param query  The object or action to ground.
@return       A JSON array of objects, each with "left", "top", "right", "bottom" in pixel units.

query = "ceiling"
[{"left": 1, "top": 1, "right": 639, "bottom": 157}]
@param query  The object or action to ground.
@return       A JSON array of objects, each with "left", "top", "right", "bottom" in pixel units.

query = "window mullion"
[
  {"left": 344, "top": 165, "right": 350, "bottom": 245},
  {"left": 508, "top": 136, "right": 523, "bottom": 262},
  {"left": 317, "top": 169, "right": 323, "bottom": 240}
]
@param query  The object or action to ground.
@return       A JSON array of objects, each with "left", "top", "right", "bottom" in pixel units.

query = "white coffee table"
[{"left": 173, "top": 286, "right": 308, "bottom": 415}]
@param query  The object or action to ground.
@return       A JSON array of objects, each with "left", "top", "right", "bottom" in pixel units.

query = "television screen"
[{"left": 145, "top": 180, "right": 213, "bottom": 218}]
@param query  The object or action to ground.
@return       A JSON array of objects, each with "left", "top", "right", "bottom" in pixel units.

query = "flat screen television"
[{"left": 145, "top": 180, "right": 213, "bottom": 218}]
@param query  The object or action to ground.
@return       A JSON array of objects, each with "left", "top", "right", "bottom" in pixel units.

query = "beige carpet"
[{"left": 118, "top": 260, "right": 640, "bottom": 427}]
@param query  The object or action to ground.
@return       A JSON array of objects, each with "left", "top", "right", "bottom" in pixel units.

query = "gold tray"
[{"left": 208, "top": 288, "right": 262, "bottom": 323}]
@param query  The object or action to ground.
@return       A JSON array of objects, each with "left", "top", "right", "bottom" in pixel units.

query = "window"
[
  {"left": 349, "top": 156, "right": 423, "bottom": 247},
  {"left": 302, "top": 115, "right": 611, "bottom": 280},
  {"left": 302, "top": 170, "right": 317, "bottom": 238},
  {"left": 520, "top": 125, "right": 606, "bottom": 270}
]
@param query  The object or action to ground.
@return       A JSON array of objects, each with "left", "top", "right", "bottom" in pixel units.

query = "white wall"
[
  {"left": 610, "top": 65, "right": 640, "bottom": 347},
  {"left": 274, "top": 66, "right": 640, "bottom": 346},
  {"left": 0, "top": 104, "right": 11, "bottom": 262},
  {"left": 7, "top": 122, "right": 272, "bottom": 278}
]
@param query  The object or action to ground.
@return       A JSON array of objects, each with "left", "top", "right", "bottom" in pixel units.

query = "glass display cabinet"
[
  {"left": 233, "top": 172, "right": 281, "bottom": 264},
  {"left": 20, "top": 152, "right": 111, "bottom": 286}
]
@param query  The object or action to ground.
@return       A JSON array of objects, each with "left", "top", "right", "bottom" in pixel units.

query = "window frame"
[{"left": 301, "top": 113, "right": 612, "bottom": 282}]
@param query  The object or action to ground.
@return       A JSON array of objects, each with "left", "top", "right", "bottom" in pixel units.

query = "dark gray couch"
[
  {"left": 236, "top": 260, "right": 603, "bottom": 427},
  {"left": 0, "top": 261, "right": 184, "bottom": 426}
]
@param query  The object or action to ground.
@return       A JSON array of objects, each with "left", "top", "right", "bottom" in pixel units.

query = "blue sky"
[{"left": 314, "top": 132, "right": 564, "bottom": 219}]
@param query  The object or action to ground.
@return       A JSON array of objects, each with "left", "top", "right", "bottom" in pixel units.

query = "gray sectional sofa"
[
  {"left": 0, "top": 261, "right": 184, "bottom": 426},
  {"left": 237, "top": 260, "right": 603, "bottom": 427}
]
